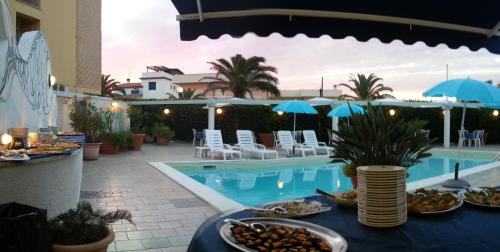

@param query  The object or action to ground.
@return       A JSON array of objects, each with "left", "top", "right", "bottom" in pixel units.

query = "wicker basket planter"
[{"left": 357, "top": 165, "right": 407, "bottom": 228}]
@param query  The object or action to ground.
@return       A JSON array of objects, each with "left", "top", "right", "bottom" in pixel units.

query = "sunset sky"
[{"left": 102, "top": 0, "right": 500, "bottom": 99}]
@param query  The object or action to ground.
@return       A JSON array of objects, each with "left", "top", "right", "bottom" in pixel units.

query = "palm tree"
[
  {"left": 202, "top": 54, "right": 280, "bottom": 98},
  {"left": 339, "top": 74, "right": 394, "bottom": 100},
  {"left": 170, "top": 88, "right": 205, "bottom": 100},
  {"left": 101, "top": 74, "right": 125, "bottom": 98}
]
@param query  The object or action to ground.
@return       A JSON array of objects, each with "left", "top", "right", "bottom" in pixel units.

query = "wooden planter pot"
[
  {"left": 357, "top": 166, "right": 407, "bottom": 228},
  {"left": 53, "top": 229, "right": 115, "bottom": 252},
  {"left": 133, "top": 134, "right": 145, "bottom": 150},
  {"left": 100, "top": 138, "right": 119, "bottom": 155},
  {"left": 83, "top": 143, "right": 101, "bottom": 160}
]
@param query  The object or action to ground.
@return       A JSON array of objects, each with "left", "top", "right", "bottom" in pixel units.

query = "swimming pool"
[{"left": 165, "top": 153, "right": 493, "bottom": 207}]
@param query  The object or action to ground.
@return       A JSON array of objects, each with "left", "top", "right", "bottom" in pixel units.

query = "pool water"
[{"left": 169, "top": 156, "right": 490, "bottom": 206}]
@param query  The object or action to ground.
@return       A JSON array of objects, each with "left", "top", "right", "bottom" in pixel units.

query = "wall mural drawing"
[{"left": 0, "top": 0, "right": 56, "bottom": 130}]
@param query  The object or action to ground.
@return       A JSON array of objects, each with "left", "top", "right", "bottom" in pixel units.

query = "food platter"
[
  {"left": 326, "top": 191, "right": 357, "bottom": 208},
  {"left": 255, "top": 199, "right": 332, "bottom": 218},
  {"left": 219, "top": 217, "right": 348, "bottom": 252},
  {"left": 0, "top": 150, "right": 30, "bottom": 161},
  {"left": 407, "top": 188, "right": 463, "bottom": 214},
  {"left": 458, "top": 187, "right": 500, "bottom": 208}
]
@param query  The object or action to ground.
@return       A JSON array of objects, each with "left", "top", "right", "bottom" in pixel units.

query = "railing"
[{"left": 17, "top": 0, "right": 40, "bottom": 9}]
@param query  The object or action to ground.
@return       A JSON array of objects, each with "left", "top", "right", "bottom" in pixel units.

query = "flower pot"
[
  {"left": 83, "top": 143, "right": 101, "bottom": 160},
  {"left": 356, "top": 166, "right": 407, "bottom": 228},
  {"left": 257, "top": 133, "right": 274, "bottom": 148},
  {"left": 53, "top": 229, "right": 115, "bottom": 252},
  {"left": 156, "top": 136, "right": 169, "bottom": 145},
  {"left": 133, "top": 134, "right": 145, "bottom": 150},
  {"left": 100, "top": 138, "right": 119, "bottom": 154},
  {"left": 144, "top": 134, "right": 155, "bottom": 143}
]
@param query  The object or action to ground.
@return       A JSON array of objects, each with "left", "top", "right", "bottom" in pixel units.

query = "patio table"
[{"left": 188, "top": 195, "right": 500, "bottom": 252}]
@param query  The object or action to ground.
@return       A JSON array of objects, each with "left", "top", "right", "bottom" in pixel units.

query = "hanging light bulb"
[
  {"left": 389, "top": 109, "right": 396, "bottom": 116},
  {"left": 163, "top": 108, "right": 170, "bottom": 115},
  {"left": 277, "top": 111, "right": 284, "bottom": 116},
  {"left": 216, "top": 108, "right": 223, "bottom": 114}
]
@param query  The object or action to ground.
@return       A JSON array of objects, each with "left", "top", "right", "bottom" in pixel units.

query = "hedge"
[{"left": 130, "top": 104, "right": 500, "bottom": 145}]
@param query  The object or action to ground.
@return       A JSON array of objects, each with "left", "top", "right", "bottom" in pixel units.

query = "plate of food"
[
  {"left": 458, "top": 187, "right": 500, "bottom": 208},
  {"left": 253, "top": 199, "right": 332, "bottom": 218},
  {"left": 407, "top": 188, "right": 463, "bottom": 214},
  {"left": 317, "top": 189, "right": 357, "bottom": 208},
  {"left": 220, "top": 217, "right": 347, "bottom": 252},
  {"left": 0, "top": 149, "right": 30, "bottom": 161},
  {"left": 27, "top": 146, "right": 69, "bottom": 155}
]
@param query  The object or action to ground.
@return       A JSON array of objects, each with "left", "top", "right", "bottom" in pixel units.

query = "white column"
[
  {"left": 208, "top": 106, "right": 215, "bottom": 130},
  {"left": 332, "top": 116, "right": 339, "bottom": 131},
  {"left": 443, "top": 108, "right": 451, "bottom": 148}
]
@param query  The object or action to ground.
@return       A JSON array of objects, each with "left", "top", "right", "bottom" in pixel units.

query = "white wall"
[{"left": 141, "top": 72, "right": 180, "bottom": 99}]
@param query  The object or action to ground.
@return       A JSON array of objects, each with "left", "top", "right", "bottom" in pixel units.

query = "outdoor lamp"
[
  {"left": 49, "top": 75, "right": 56, "bottom": 87},
  {"left": 216, "top": 108, "right": 223, "bottom": 114},
  {"left": 111, "top": 101, "right": 119, "bottom": 108},
  {"left": 1, "top": 133, "right": 13, "bottom": 145},
  {"left": 177, "top": 87, "right": 184, "bottom": 93},
  {"left": 277, "top": 111, "right": 284, "bottom": 116},
  {"left": 389, "top": 109, "right": 396, "bottom": 116},
  {"left": 494, "top": 110, "right": 499, "bottom": 117},
  {"left": 163, "top": 108, "right": 170, "bottom": 115}
]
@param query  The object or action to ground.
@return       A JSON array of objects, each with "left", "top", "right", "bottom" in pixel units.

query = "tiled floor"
[
  {"left": 81, "top": 142, "right": 500, "bottom": 251},
  {"left": 81, "top": 142, "right": 218, "bottom": 252}
]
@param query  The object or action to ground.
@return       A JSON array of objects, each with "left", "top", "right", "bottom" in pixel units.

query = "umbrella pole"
[{"left": 442, "top": 102, "right": 470, "bottom": 188}]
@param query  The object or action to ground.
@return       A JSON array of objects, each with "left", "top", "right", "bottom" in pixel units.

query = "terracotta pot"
[
  {"left": 53, "top": 229, "right": 115, "bottom": 252},
  {"left": 257, "top": 133, "right": 274, "bottom": 148},
  {"left": 100, "top": 138, "right": 119, "bottom": 155},
  {"left": 349, "top": 175, "right": 358, "bottom": 189},
  {"left": 156, "top": 136, "right": 169, "bottom": 145},
  {"left": 133, "top": 134, "right": 145, "bottom": 150},
  {"left": 83, "top": 143, "right": 101, "bottom": 160},
  {"left": 144, "top": 135, "right": 155, "bottom": 143}
]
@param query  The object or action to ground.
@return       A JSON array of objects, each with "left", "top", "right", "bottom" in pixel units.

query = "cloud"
[{"left": 102, "top": 0, "right": 500, "bottom": 99}]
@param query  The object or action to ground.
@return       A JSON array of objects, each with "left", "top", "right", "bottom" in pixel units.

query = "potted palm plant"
[
  {"left": 153, "top": 124, "right": 175, "bottom": 145},
  {"left": 331, "top": 103, "right": 432, "bottom": 228},
  {"left": 127, "top": 106, "right": 146, "bottom": 150},
  {"left": 69, "top": 99, "right": 104, "bottom": 160},
  {"left": 49, "top": 201, "right": 133, "bottom": 252}
]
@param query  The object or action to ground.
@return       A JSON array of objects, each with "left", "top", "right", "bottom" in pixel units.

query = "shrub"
[{"left": 69, "top": 98, "right": 104, "bottom": 143}]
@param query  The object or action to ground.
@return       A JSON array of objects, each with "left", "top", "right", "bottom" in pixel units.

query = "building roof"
[
  {"left": 146, "top": 66, "right": 184, "bottom": 75},
  {"left": 118, "top": 83, "right": 143, "bottom": 88}
]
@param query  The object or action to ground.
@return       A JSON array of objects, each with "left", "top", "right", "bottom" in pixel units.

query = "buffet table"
[
  {"left": 188, "top": 195, "right": 500, "bottom": 252},
  {"left": 0, "top": 149, "right": 83, "bottom": 218}
]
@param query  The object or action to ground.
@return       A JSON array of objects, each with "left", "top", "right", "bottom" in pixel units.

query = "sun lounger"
[
  {"left": 205, "top": 130, "right": 241, "bottom": 160},
  {"left": 277, "top": 131, "right": 316, "bottom": 157},
  {"left": 302, "top": 130, "right": 334, "bottom": 155},
  {"left": 236, "top": 130, "right": 279, "bottom": 160}
]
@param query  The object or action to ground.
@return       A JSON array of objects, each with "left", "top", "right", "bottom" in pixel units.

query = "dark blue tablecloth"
[{"left": 188, "top": 195, "right": 500, "bottom": 252}]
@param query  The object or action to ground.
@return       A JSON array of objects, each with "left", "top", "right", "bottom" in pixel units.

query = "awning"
[{"left": 171, "top": 0, "right": 500, "bottom": 54}]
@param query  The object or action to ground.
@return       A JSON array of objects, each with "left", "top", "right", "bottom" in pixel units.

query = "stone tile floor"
[{"left": 81, "top": 142, "right": 500, "bottom": 251}]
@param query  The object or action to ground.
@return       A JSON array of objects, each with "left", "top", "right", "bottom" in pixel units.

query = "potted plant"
[
  {"left": 331, "top": 103, "right": 432, "bottom": 228},
  {"left": 100, "top": 112, "right": 121, "bottom": 154},
  {"left": 49, "top": 201, "right": 133, "bottom": 252},
  {"left": 153, "top": 124, "right": 175, "bottom": 145},
  {"left": 69, "top": 99, "right": 104, "bottom": 160},
  {"left": 127, "top": 106, "right": 146, "bottom": 150}
]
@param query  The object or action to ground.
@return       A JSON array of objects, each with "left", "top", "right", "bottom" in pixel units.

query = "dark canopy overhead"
[{"left": 171, "top": 0, "right": 500, "bottom": 54}]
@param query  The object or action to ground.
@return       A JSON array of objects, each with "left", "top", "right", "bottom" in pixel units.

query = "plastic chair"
[
  {"left": 472, "top": 130, "right": 483, "bottom": 147},
  {"left": 458, "top": 130, "right": 470, "bottom": 147},
  {"left": 192, "top": 129, "right": 204, "bottom": 146}
]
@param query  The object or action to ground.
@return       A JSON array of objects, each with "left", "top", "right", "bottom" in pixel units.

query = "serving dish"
[
  {"left": 0, "top": 150, "right": 30, "bottom": 161},
  {"left": 407, "top": 188, "right": 463, "bottom": 214},
  {"left": 458, "top": 187, "right": 500, "bottom": 208},
  {"left": 220, "top": 217, "right": 347, "bottom": 252},
  {"left": 255, "top": 199, "right": 331, "bottom": 218},
  {"left": 324, "top": 190, "right": 357, "bottom": 208}
]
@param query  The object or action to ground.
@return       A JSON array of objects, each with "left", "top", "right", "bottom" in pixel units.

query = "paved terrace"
[{"left": 80, "top": 142, "right": 500, "bottom": 252}]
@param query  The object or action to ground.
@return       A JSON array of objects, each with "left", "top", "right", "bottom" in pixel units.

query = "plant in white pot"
[
  {"left": 331, "top": 103, "right": 432, "bottom": 228},
  {"left": 49, "top": 201, "right": 133, "bottom": 252},
  {"left": 69, "top": 99, "right": 104, "bottom": 160}
]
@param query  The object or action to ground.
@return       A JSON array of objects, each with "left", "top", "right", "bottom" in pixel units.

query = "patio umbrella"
[
  {"left": 423, "top": 78, "right": 500, "bottom": 187},
  {"left": 327, "top": 103, "right": 365, "bottom": 117},
  {"left": 272, "top": 100, "right": 318, "bottom": 132}
]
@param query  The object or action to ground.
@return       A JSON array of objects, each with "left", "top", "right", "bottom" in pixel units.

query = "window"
[
  {"left": 17, "top": 0, "right": 41, "bottom": 9},
  {"left": 16, "top": 14, "right": 40, "bottom": 41},
  {"left": 148, "top": 82, "right": 156, "bottom": 90},
  {"left": 131, "top": 89, "right": 140, "bottom": 94}
]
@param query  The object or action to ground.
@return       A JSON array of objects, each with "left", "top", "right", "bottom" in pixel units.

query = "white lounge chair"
[
  {"left": 205, "top": 130, "right": 242, "bottom": 160},
  {"left": 277, "top": 131, "right": 316, "bottom": 157},
  {"left": 236, "top": 130, "right": 279, "bottom": 160},
  {"left": 302, "top": 130, "right": 334, "bottom": 155}
]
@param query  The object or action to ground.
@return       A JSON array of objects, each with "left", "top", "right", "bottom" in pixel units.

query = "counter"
[{"left": 0, "top": 149, "right": 83, "bottom": 218}]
